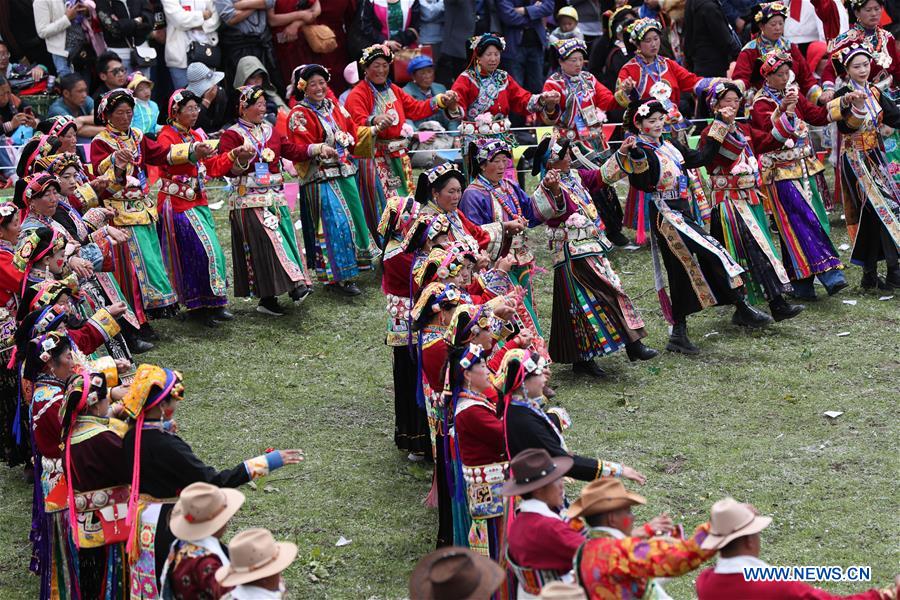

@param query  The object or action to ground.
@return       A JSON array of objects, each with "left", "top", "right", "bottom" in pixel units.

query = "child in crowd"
[
  {"left": 128, "top": 72, "right": 162, "bottom": 136},
  {"left": 549, "top": 6, "right": 585, "bottom": 44}
]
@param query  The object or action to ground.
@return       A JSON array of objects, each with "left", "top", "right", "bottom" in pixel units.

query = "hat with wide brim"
[
  {"left": 409, "top": 546, "right": 506, "bottom": 600},
  {"left": 501, "top": 448, "right": 574, "bottom": 496},
  {"left": 701, "top": 498, "right": 773, "bottom": 550},
  {"left": 215, "top": 528, "right": 299, "bottom": 587},
  {"left": 566, "top": 478, "right": 646, "bottom": 520},
  {"left": 170, "top": 484, "right": 245, "bottom": 542},
  {"left": 186, "top": 62, "right": 226, "bottom": 97}
]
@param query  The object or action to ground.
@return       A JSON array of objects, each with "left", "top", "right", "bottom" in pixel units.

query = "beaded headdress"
[
  {"left": 627, "top": 18, "right": 662, "bottom": 44},
  {"left": 755, "top": 1, "right": 788, "bottom": 23}
]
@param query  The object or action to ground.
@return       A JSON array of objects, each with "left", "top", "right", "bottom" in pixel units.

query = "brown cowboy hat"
[
  {"left": 701, "top": 497, "right": 772, "bottom": 550},
  {"left": 501, "top": 448, "right": 573, "bottom": 496},
  {"left": 170, "top": 482, "right": 245, "bottom": 542},
  {"left": 567, "top": 478, "right": 646, "bottom": 520},
  {"left": 409, "top": 546, "right": 505, "bottom": 600},
  {"left": 214, "top": 528, "right": 298, "bottom": 587}
]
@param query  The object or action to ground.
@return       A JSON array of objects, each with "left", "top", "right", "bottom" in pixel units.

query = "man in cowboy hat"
[
  {"left": 409, "top": 546, "right": 505, "bottom": 599},
  {"left": 160, "top": 482, "right": 245, "bottom": 599},
  {"left": 216, "top": 528, "right": 299, "bottom": 599},
  {"left": 504, "top": 448, "right": 585, "bottom": 598},
  {"left": 571, "top": 478, "right": 715, "bottom": 599},
  {"left": 696, "top": 498, "right": 898, "bottom": 600}
]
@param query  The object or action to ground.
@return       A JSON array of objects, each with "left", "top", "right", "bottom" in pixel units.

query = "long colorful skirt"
[
  {"left": 766, "top": 178, "right": 843, "bottom": 281},
  {"left": 78, "top": 544, "right": 128, "bottom": 600},
  {"left": 710, "top": 192, "right": 792, "bottom": 305},
  {"left": 157, "top": 198, "right": 228, "bottom": 310},
  {"left": 840, "top": 147, "right": 900, "bottom": 268},
  {"left": 549, "top": 254, "right": 644, "bottom": 363},
  {"left": 229, "top": 205, "right": 311, "bottom": 298},
  {"left": 356, "top": 152, "right": 413, "bottom": 248},
  {"left": 30, "top": 451, "right": 78, "bottom": 600},
  {"left": 112, "top": 224, "right": 178, "bottom": 321},
  {"left": 298, "top": 178, "right": 364, "bottom": 284}
]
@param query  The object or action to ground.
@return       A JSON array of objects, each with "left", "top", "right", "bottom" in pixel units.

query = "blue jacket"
[{"left": 494, "top": 0, "right": 555, "bottom": 62}]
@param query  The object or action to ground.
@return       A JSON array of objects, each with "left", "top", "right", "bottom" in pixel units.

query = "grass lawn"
[{"left": 0, "top": 182, "right": 897, "bottom": 599}]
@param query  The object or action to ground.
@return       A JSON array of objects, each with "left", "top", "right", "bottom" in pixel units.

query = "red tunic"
[
  {"left": 31, "top": 378, "right": 65, "bottom": 459},
  {"left": 454, "top": 394, "right": 505, "bottom": 466},
  {"left": 154, "top": 125, "right": 236, "bottom": 213},
  {"left": 168, "top": 545, "right": 230, "bottom": 600},
  {"left": 420, "top": 332, "right": 448, "bottom": 394},
  {"left": 749, "top": 94, "right": 829, "bottom": 154},
  {"left": 216, "top": 124, "right": 313, "bottom": 176},
  {"left": 543, "top": 72, "right": 619, "bottom": 118},
  {"left": 451, "top": 69, "right": 536, "bottom": 120},
  {"left": 507, "top": 504, "right": 586, "bottom": 571},
  {"left": 89, "top": 127, "right": 174, "bottom": 201},
  {"left": 616, "top": 56, "right": 704, "bottom": 106},
  {"left": 732, "top": 40, "right": 820, "bottom": 99},
  {"left": 819, "top": 25, "right": 900, "bottom": 88},
  {"left": 696, "top": 567, "right": 890, "bottom": 600},
  {"left": 345, "top": 81, "right": 437, "bottom": 139},
  {"left": 0, "top": 246, "right": 22, "bottom": 307}
]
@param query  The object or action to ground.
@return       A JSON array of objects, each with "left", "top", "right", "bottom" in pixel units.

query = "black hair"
[
  {"left": 414, "top": 168, "right": 467, "bottom": 205},
  {"left": 60, "top": 371, "right": 109, "bottom": 441},
  {"left": 58, "top": 73, "right": 87, "bottom": 93},
  {"left": 96, "top": 51, "right": 124, "bottom": 76},
  {"left": 23, "top": 334, "right": 72, "bottom": 382},
  {"left": 16, "top": 136, "right": 62, "bottom": 178},
  {"left": 624, "top": 99, "right": 666, "bottom": 134}
]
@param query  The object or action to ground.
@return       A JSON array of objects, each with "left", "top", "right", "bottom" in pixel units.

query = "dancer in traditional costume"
[
  {"left": 217, "top": 85, "right": 326, "bottom": 317},
  {"left": 287, "top": 64, "right": 378, "bottom": 295},
  {"left": 121, "top": 364, "right": 304, "bottom": 596},
  {"left": 604, "top": 100, "right": 772, "bottom": 354},
  {"left": 831, "top": 43, "right": 900, "bottom": 289},
  {"left": 531, "top": 136, "right": 657, "bottom": 379},
  {"left": 615, "top": 18, "right": 722, "bottom": 242},
  {"left": 155, "top": 90, "right": 245, "bottom": 327},
  {"left": 91, "top": 89, "right": 211, "bottom": 340},
  {"left": 0, "top": 198, "right": 24, "bottom": 467},
  {"left": 543, "top": 38, "right": 630, "bottom": 246},
  {"left": 347, "top": 44, "right": 460, "bottom": 245},
  {"left": 700, "top": 83, "right": 804, "bottom": 320},
  {"left": 460, "top": 139, "right": 541, "bottom": 336},
  {"left": 451, "top": 33, "right": 560, "bottom": 175},
  {"left": 60, "top": 365, "right": 131, "bottom": 599},
  {"left": 749, "top": 49, "right": 851, "bottom": 301}
]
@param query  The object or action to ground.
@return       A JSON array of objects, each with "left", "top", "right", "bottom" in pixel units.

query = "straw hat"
[
  {"left": 214, "top": 528, "right": 298, "bottom": 587},
  {"left": 701, "top": 498, "right": 772, "bottom": 550},
  {"left": 567, "top": 478, "right": 646, "bottom": 520},
  {"left": 501, "top": 448, "right": 573, "bottom": 496},
  {"left": 170, "top": 483, "right": 245, "bottom": 542},
  {"left": 409, "top": 546, "right": 505, "bottom": 600},
  {"left": 539, "top": 581, "right": 588, "bottom": 600}
]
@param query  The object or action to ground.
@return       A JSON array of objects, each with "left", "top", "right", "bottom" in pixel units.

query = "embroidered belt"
[
  {"left": 233, "top": 172, "right": 285, "bottom": 189},
  {"left": 647, "top": 189, "right": 684, "bottom": 201},
  {"left": 463, "top": 462, "right": 508, "bottom": 520},
  {"left": 845, "top": 130, "right": 879, "bottom": 151},
  {"left": 758, "top": 145, "right": 811, "bottom": 169},
  {"left": 710, "top": 173, "right": 759, "bottom": 190},
  {"left": 376, "top": 138, "right": 409, "bottom": 155},
  {"left": 160, "top": 178, "right": 200, "bottom": 201},
  {"left": 460, "top": 120, "right": 511, "bottom": 135},
  {"left": 73, "top": 485, "right": 131, "bottom": 512}
]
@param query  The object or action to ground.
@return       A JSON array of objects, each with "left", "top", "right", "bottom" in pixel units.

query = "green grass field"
[{"left": 0, "top": 184, "right": 897, "bottom": 599}]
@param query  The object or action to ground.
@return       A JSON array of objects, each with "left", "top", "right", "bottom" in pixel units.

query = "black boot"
[
  {"left": 210, "top": 306, "right": 235, "bottom": 321},
  {"left": 625, "top": 340, "right": 659, "bottom": 362},
  {"left": 885, "top": 265, "right": 900, "bottom": 289},
  {"left": 860, "top": 269, "right": 889, "bottom": 290},
  {"left": 187, "top": 308, "right": 220, "bottom": 328},
  {"left": 608, "top": 231, "right": 631, "bottom": 247},
  {"left": 666, "top": 320, "right": 700, "bottom": 355},
  {"left": 256, "top": 297, "right": 285, "bottom": 316},
  {"left": 768, "top": 296, "right": 804, "bottom": 322},
  {"left": 289, "top": 283, "right": 312, "bottom": 303},
  {"left": 327, "top": 281, "right": 362, "bottom": 296},
  {"left": 139, "top": 323, "right": 160, "bottom": 341},
  {"left": 572, "top": 360, "right": 606, "bottom": 378},
  {"left": 731, "top": 300, "right": 774, "bottom": 328},
  {"left": 123, "top": 327, "right": 154, "bottom": 354}
]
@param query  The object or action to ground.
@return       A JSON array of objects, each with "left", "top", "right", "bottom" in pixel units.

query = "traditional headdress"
[
  {"left": 467, "top": 138, "right": 512, "bottom": 178},
  {"left": 21, "top": 173, "right": 61, "bottom": 212},
  {"left": 16, "top": 134, "right": 61, "bottom": 178},
  {"left": 759, "top": 48, "right": 793, "bottom": 77},
  {"left": 444, "top": 302, "right": 510, "bottom": 346},
  {"left": 289, "top": 64, "right": 330, "bottom": 100},
  {"left": 414, "top": 163, "right": 466, "bottom": 205},
  {"left": 13, "top": 226, "right": 65, "bottom": 285},
  {"left": 96, "top": 88, "right": 135, "bottom": 125},
  {"left": 531, "top": 134, "right": 571, "bottom": 176},
  {"left": 411, "top": 282, "right": 462, "bottom": 323},
  {"left": 18, "top": 276, "right": 79, "bottom": 319},
  {"left": 236, "top": 85, "right": 265, "bottom": 114},
  {"left": 605, "top": 5, "right": 636, "bottom": 37},
  {"left": 554, "top": 38, "right": 588, "bottom": 62},
  {"left": 491, "top": 348, "right": 548, "bottom": 396},
  {"left": 627, "top": 18, "right": 662, "bottom": 44},
  {"left": 0, "top": 197, "right": 17, "bottom": 222},
  {"left": 8, "top": 305, "right": 68, "bottom": 371},
  {"left": 624, "top": 98, "right": 667, "bottom": 132},
  {"left": 33, "top": 152, "right": 81, "bottom": 176},
  {"left": 458, "top": 343, "right": 485, "bottom": 369},
  {"left": 377, "top": 195, "right": 420, "bottom": 243},
  {"left": 706, "top": 80, "right": 744, "bottom": 112},
  {"left": 122, "top": 364, "right": 185, "bottom": 550},
  {"left": 414, "top": 245, "right": 474, "bottom": 287},
  {"left": 846, "top": 0, "right": 881, "bottom": 10},
  {"left": 831, "top": 42, "right": 874, "bottom": 74},
  {"left": 359, "top": 44, "right": 394, "bottom": 67},
  {"left": 401, "top": 213, "right": 453, "bottom": 253},
  {"left": 754, "top": 1, "right": 789, "bottom": 23},
  {"left": 41, "top": 115, "right": 77, "bottom": 139},
  {"left": 167, "top": 88, "right": 200, "bottom": 121},
  {"left": 469, "top": 33, "right": 506, "bottom": 55}
]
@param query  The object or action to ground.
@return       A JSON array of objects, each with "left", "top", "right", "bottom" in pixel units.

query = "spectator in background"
[
  {"left": 358, "top": 0, "right": 421, "bottom": 53},
  {"left": 783, "top": 0, "right": 823, "bottom": 52},
  {"left": 549, "top": 6, "right": 585, "bottom": 45},
  {"left": 232, "top": 55, "right": 286, "bottom": 125},
  {"left": 307, "top": 0, "right": 357, "bottom": 96},
  {"left": 683, "top": 0, "right": 740, "bottom": 77},
  {"left": 33, "top": 0, "right": 86, "bottom": 76},
  {"left": 92, "top": 52, "right": 129, "bottom": 105},
  {"left": 403, "top": 55, "right": 459, "bottom": 130},
  {"left": 47, "top": 73, "right": 103, "bottom": 144},
  {"left": 419, "top": 0, "right": 445, "bottom": 60},
  {"left": 214, "top": 0, "right": 283, "bottom": 96},
  {"left": 720, "top": 0, "right": 759, "bottom": 41},
  {"left": 0, "top": 75, "right": 37, "bottom": 182},
  {"left": 496, "top": 0, "right": 556, "bottom": 93},
  {"left": 185, "top": 62, "right": 229, "bottom": 134},
  {"left": 95, "top": 0, "right": 155, "bottom": 72},
  {"left": 435, "top": 0, "right": 476, "bottom": 86},
  {"left": 128, "top": 71, "right": 162, "bottom": 135},
  {"left": 569, "top": 0, "right": 605, "bottom": 47},
  {"left": 0, "top": 41, "right": 46, "bottom": 84},
  {"left": 160, "top": 0, "right": 220, "bottom": 89},
  {"left": 269, "top": 0, "right": 321, "bottom": 88},
  {"left": 589, "top": 5, "right": 637, "bottom": 91},
  {"left": 0, "top": 0, "right": 55, "bottom": 70}
]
